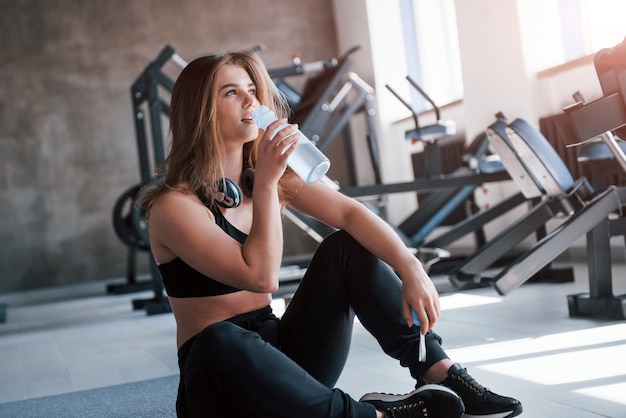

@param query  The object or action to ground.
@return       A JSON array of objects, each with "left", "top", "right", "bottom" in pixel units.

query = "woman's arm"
[{"left": 286, "top": 180, "right": 441, "bottom": 332}]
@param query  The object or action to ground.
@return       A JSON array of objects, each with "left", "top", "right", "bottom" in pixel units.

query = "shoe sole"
[
  {"left": 463, "top": 409, "right": 522, "bottom": 418},
  {"left": 359, "top": 383, "right": 462, "bottom": 402}
]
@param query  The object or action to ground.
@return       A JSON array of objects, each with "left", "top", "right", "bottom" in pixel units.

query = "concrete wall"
[{"left": 0, "top": 0, "right": 340, "bottom": 293}]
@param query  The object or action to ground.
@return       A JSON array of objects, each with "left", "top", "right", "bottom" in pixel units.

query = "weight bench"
[
  {"left": 453, "top": 116, "right": 626, "bottom": 318},
  {"left": 447, "top": 115, "right": 591, "bottom": 289}
]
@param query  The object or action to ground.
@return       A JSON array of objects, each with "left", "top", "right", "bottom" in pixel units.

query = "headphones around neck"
[{"left": 216, "top": 168, "right": 255, "bottom": 209}]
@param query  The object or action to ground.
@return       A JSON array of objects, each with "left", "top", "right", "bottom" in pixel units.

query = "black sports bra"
[{"left": 158, "top": 204, "right": 247, "bottom": 298}]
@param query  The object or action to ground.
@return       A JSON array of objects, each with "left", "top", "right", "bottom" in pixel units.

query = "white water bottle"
[{"left": 252, "top": 105, "right": 331, "bottom": 184}]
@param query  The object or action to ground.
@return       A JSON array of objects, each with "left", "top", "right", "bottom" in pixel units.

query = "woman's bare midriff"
[{"left": 169, "top": 290, "right": 273, "bottom": 349}]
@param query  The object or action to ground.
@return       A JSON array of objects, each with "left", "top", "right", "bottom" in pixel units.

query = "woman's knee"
[{"left": 318, "top": 230, "right": 369, "bottom": 260}]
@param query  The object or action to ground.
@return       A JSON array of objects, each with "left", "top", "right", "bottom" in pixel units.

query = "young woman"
[{"left": 139, "top": 49, "right": 522, "bottom": 418}]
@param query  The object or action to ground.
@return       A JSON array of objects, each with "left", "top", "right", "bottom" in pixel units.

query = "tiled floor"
[{"left": 1, "top": 261, "right": 625, "bottom": 417}]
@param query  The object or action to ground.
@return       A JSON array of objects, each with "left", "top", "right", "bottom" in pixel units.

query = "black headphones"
[{"left": 216, "top": 168, "right": 255, "bottom": 209}]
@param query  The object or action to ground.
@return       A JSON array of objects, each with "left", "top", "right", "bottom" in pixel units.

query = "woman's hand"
[
  {"left": 254, "top": 118, "right": 299, "bottom": 185},
  {"left": 399, "top": 262, "right": 441, "bottom": 334}
]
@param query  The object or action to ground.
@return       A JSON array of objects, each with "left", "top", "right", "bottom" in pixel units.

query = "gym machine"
[
  {"left": 385, "top": 79, "right": 506, "bottom": 249},
  {"left": 561, "top": 38, "right": 626, "bottom": 318},
  {"left": 111, "top": 45, "right": 185, "bottom": 315},
  {"left": 339, "top": 78, "right": 515, "bottom": 272},
  {"left": 447, "top": 116, "right": 590, "bottom": 289},
  {"left": 278, "top": 46, "right": 385, "bottom": 237},
  {"left": 449, "top": 38, "right": 626, "bottom": 318},
  {"left": 484, "top": 117, "right": 625, "bottom": 319}
]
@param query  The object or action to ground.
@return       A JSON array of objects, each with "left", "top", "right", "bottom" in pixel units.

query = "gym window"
[
  {"left": 399, "top": 0, "right": 463, "bottom": 113},
  {"left": 559, "top": 0, "right": 626, "bottom": 61},
  {"left": 529, "top": 0, "right": 626, "bottom": 73}
]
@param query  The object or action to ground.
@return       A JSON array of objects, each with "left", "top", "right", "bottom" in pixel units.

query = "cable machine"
[{"left": 111, "top": 45, "right": 186, "bottom": 315}]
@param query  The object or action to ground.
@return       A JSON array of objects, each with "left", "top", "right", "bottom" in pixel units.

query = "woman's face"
[{"left": 214, "top": 63, "right": 260, "bottom": 146}]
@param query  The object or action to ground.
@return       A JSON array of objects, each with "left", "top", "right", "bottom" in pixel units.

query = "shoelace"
[
  {"left": 387, "top": 400, "right": 428, "bottom": 418},
  {"left": 450, "top": 367, "right": 490, "bottom": 397}
]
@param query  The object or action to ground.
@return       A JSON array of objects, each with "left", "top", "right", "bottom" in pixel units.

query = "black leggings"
[{"left": 176, "top": 230, "right": 449, "bottom": 417}]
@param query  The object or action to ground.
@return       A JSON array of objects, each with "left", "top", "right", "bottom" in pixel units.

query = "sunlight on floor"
[
  {"left": 480, "top": 343, "right": 626, "bottom": 385},
  {"left": 439, "top": 292, "right": 502, "bottom": 310},
  {"left": 445, "top": 323, "right": 626, "bottom": 363},
  {"left": 575, "top": 382, "right": 626, "bottom": 405},
  {"left": 446, "top": 323, "right": 626, "bottom": 406}
]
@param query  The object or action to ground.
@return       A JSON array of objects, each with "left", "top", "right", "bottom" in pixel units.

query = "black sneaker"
[
  {"left": 360, "top": 384, "right": 465, "bottom": 417},
  {"left": 438, "top": 363, "right": 522, "bottom": 417}
]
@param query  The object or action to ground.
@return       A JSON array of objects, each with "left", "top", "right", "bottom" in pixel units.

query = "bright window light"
[
  {"left": 582, "top": 0, "right": 626, "bottom": 53},
  {"left": 561, "top": 0, "right": 626, "bottom": 61},
  {"left": 400, "top": 0, "right": 464, "bottom": 111}
]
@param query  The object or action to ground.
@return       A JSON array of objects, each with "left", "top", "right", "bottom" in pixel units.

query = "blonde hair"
[{"left": 139, "top": 49, "right": 293, "bottom": 216}]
